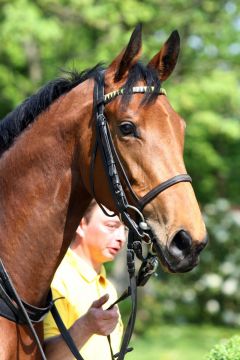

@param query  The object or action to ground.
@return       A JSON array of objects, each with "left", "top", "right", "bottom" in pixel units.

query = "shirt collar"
[{"left": 66, "top": 248, "right": 107, "bottom": 285}]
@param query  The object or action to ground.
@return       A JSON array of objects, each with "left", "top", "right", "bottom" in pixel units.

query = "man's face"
[{"left": 81, "top": 205, "right": 126, "bottom": 264}]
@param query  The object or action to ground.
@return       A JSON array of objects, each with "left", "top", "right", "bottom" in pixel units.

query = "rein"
[
  {"left": 0, "top": 72, "right": 192, "bottom": 360},
  {"left": 0, "top": 259, "right": 53, "bottom": 360}
]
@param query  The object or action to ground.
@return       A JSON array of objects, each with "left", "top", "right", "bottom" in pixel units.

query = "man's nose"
[{"left": 116, "top": 225, "right": 127, "bottom": 243}]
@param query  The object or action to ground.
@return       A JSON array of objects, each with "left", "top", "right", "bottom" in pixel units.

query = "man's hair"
[
  {"left": 72, "top": 200, "right": 98, "bottom": 244},
  {"left": 82, "top": 199, "right": 98, "bottom": 223}
]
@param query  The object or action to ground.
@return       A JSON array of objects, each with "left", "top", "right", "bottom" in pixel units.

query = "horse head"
[{"left": 91, "top": 25, "right": 207, "bottom": 273}]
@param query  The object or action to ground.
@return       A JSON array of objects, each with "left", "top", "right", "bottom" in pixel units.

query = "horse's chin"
[{"left": 152, "top": 241, "right": 200, "bottom": 274}]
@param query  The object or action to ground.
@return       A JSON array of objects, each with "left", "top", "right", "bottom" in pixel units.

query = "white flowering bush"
[{"left": 135, "top": 199, "right": 240, "bottom": 331}]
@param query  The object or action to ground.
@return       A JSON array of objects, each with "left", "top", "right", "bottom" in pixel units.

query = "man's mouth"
[{"left": 107, "top": 247, "right": 120, "bottom": 255}]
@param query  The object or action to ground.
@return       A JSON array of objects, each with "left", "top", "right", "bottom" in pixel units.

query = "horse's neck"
[{"left": 0, "top": 80, "right": 93, "bottom": 306}]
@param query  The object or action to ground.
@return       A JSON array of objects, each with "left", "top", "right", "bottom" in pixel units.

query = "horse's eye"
[{"left": 119, "top": 122, "right": 136, "bottom": 137}]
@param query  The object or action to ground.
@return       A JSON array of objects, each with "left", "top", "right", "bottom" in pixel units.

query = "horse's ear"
[
  {"left": 148, "top": 30, "right": 180, "bottom": 81},
  {"left": 105, "top": 24, "right": 142, "bottom": 83}
]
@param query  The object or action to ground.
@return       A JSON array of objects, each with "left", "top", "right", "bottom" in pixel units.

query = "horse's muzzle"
[{"left": 154, "top": 230, "right": 208, "bottom": 273}]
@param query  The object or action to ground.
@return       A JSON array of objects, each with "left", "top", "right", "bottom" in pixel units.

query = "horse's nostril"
[
  {"left": 196, "top": 234, "right": 208, "bottom": 254},
  {"left": 169, "top": 230, "right": 192, "bottom": 256}
]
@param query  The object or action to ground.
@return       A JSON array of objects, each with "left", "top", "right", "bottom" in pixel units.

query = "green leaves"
[
  {"left": 206, "top": 336, "right": 240, "bottom": 360},
  {"left": 168, "top": 69, "right": 240, "bottom": 204}
]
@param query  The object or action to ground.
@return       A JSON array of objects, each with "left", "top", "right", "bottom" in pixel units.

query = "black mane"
[
  {"left": 0, "top": 62, "right": 160, "bottom": 156},
  {"left": 0, "top": 64, "right": 104, "bottom": 156}
]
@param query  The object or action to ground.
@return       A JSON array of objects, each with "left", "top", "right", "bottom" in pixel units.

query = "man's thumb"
[{"left": 91, "top": 294, "right": 109, "bottom": 308}]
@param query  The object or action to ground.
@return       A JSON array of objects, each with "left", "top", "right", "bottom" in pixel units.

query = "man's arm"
[{"left": 44, "top": 294, "right": 119, "bottom": 360}]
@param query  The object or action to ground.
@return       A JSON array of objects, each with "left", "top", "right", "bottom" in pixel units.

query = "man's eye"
[
  {"left": 119, "top": 122, "right": 137, "bottom": 137},
  {"left": 106, "top": 223, "right": 116, "bottom": 229}
]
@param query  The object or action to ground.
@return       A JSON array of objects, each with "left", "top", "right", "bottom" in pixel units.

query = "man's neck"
[{"left": 70, "top": 244, "right": 102, "bottom": 273}]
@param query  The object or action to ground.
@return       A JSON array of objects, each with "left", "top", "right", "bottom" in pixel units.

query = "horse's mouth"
[{"left": 152, "top": 241, "right": 199, "bottom": 273}]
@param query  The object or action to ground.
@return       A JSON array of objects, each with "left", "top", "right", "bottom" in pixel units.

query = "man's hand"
[
  {"left": 44, "top": 294, "right": 119, "bottom": 359},
  {"left": 83, "top": 294, "right": 119, "bottom": 336}
]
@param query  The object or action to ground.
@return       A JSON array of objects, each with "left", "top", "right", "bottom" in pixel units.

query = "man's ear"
[
  {"left": 148, "top": 30, "right": 180, "bottom": 81},
  {"left": 105, "top": 24, "right": 142, "bottom": 85},
  {"left": 76, "top": 222, "right": 85, "bottom": 238}
]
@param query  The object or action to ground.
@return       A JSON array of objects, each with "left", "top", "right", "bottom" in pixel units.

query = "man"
[{"left": 44, "top": 200, "right": 126, "bottom": 360}]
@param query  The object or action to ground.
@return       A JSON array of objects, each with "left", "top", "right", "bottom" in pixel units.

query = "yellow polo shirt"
[{"left": 44, "top": 248, "right": 123, "bottom": 360}]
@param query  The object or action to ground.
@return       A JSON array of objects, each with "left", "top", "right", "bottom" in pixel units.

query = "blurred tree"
[{"left": 170, "top": 70, "right": 240, "bottom": 204}]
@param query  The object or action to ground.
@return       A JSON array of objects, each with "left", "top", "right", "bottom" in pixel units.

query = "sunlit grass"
[{"left": 128, "top": 324, "right": 238, "bottom": 360}]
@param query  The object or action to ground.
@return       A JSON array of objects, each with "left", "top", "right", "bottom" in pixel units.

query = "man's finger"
[
  {"left": 91, "top": 294, "right": 109, "bottom": 308},
  {"left": 101, "top": 306, "right": 119, "bottom": 320}
]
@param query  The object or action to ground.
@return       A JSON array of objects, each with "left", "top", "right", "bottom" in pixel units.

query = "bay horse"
[{"left": 0, "top": 25, "right": 207, "bottom": 359}]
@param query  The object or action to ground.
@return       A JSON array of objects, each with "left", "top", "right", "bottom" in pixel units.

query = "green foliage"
[
  {"left": 205, "top": 336, "right": 240, "bottom": 360},
  {"left": 169, "top": 70, "right": 240, "bottom": 203}
]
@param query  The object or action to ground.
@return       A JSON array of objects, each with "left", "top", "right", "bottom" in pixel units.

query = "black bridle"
[
  {"left": 0, "top": 71, "right": 192, "bottom": 360},
  {"left": 90, "top": 71, "right": 192, "bottom": 359},
  {"left": 92, "top": 71, "right": 192, "bottom": 242}
]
